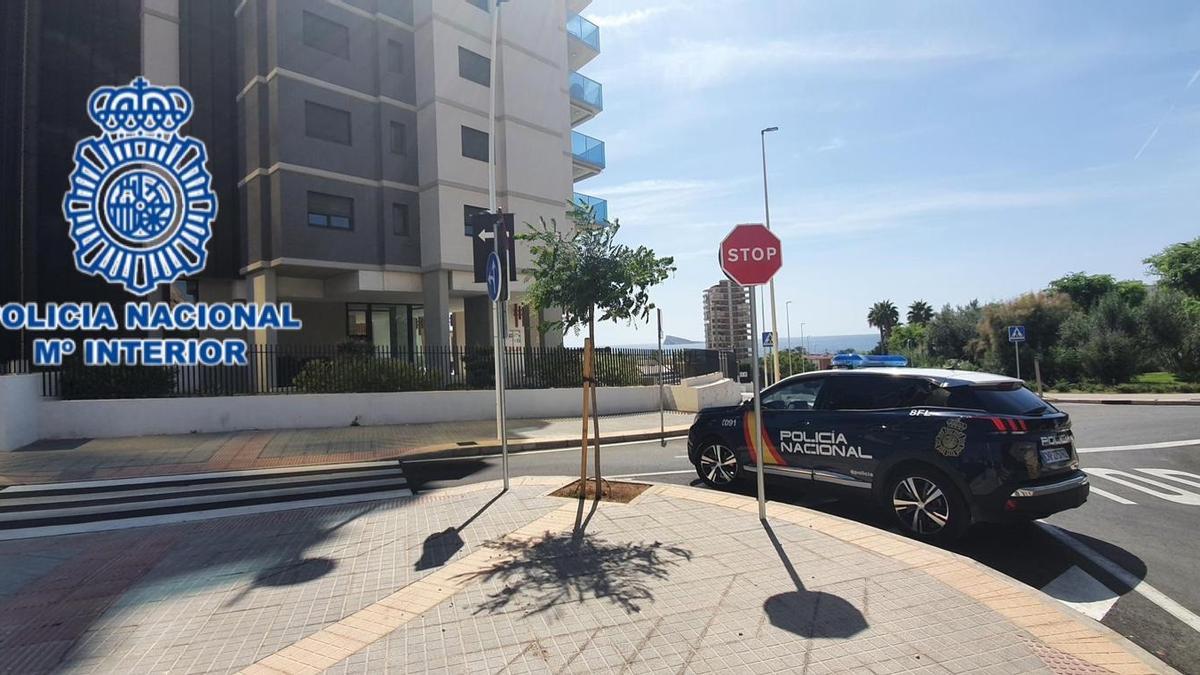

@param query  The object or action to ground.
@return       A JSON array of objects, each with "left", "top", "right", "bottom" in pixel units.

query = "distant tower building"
[{"left": 703, "top": 280, "right": 752, "bottom": 362}]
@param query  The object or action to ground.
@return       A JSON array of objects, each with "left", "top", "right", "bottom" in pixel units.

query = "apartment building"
[
  {"left": 0, "top": 0, "right": 607, "bottom": 358},
  {"left": 703, "top": 280, "right": 753, "bottom": 362}
]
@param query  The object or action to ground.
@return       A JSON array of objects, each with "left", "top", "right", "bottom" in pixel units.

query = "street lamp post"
[
  {"left": 760, "top": 126, "right": 781, "bottom": 387},
  {"left": 785, "top": 300, "right": 793, "bottom": 378},
  {"left": 799, "top": 322, "right": 806, "bottom": 372}
]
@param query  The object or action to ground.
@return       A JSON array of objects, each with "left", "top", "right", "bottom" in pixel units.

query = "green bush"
[
  {"left": 59, "top": 364, "right": 176, "bottom": 400},
  {"left": 292, "top": 356, "right": 439, "bottom": 393},
  {"left": 595, "top": 354, "right": 643, "bottom": 386}
]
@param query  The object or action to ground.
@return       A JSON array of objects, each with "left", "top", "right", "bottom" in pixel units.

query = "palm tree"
[
  {"left": 907, "top": 300, "right": 934, "bottom": 325},
  {"left": 867, "top": 300, "right": 900, "bottom": 351}
]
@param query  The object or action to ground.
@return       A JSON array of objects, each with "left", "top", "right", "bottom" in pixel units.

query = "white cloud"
[
  {"left": 589, "top": 7, "right": 668, "bottom": 29},
  {"left": 638, "top": 35, "right": 998, "bottom": 90},
  {"left": 815, "top": 137, "right": 846, "bottom": 153},
  {"left": 774, "top": 187, "right": 1093, "bottom": 237}
]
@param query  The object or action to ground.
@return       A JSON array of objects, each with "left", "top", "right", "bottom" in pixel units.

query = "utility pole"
[{"left": 760, "top": 126, "right": 780, "bottom": 386}]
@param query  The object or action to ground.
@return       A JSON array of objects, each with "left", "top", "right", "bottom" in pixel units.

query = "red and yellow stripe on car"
[{"left": 743, "top": 410, "right": 787, "bottom": 465}]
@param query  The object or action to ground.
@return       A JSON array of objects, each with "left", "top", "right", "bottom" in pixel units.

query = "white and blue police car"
[{"left": 687, "top": 368, "right": 1088, "bottom": 542}]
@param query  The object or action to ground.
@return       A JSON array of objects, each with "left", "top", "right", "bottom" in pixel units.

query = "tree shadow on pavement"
[
  {"left": 458, "top": 528, "right": 692, "bottom": 616},
  {"left": 762, "top": 522, "right": 868, "bottom": 639}
]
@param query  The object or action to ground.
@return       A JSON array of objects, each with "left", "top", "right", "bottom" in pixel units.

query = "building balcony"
[
  {"left": 569, "top": 71, "right": 603, "bottom": 126},
  {"left": 571, "top": 131, "right": 605, "bottom": 181},
  {"left": 567, "top": 14, "right": 599, "bottom": 70},
  {"left": 572, "top": 192, "right": 608, "bottom": 224},
  {"left": 566, "top": 0, "right": 592, "bottom": 14}
]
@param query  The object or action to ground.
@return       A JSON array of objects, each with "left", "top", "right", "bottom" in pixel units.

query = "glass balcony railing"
[
  {"left": 573, "top": 192, "right": 608, "bottom": 223},
  {"left": 566, "top": 14, "right": 600, "bottom": 51},
  {"left": 569, "top": 71, "right": 603, "bottom": 111},
  {"left": 571, "top": 131, "right": 605, "bottom": 169}
]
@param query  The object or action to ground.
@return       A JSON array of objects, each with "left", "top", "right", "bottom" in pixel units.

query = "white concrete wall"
[
  {"left": 0, "top": 375, "right": 42, "bottom": 451},
  {"left": 37, "top": 386, "right": 664, "bottom": 440}
]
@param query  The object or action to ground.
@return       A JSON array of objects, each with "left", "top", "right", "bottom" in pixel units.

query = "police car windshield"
[{"left": 951, "top": 386, "right": 1055, "bottom": 416}]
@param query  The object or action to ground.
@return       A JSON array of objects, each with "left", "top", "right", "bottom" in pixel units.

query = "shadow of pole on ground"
[{"left": 761, "top": 521, "right": 868, "bottom": 639}]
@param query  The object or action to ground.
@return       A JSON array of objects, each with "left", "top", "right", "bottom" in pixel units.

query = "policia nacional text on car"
[{"left": 687, "top": 368, "right": 1088, "bottom": 542}]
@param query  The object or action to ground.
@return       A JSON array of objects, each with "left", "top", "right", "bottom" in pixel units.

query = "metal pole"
[
  {"left": 799, "top": 322, "right": 806, "bottom": 372},
  {"left": 488, "top": 0, "right": 502, "bottom": 442},
  {"left": 1015, "top": 342, "right": 1021, "bottom": 381},
  {"left": 658, "top": 307, "right": 665, "bottom": 447},
  {"left": 761, "top": 128, "right": 781, "bottom": 386},
  {"left": 750, "top": 290, "right": 767, "bottom": 520},
  {"left": 785, "top": 301, "right": 793, "bottom": 378}
]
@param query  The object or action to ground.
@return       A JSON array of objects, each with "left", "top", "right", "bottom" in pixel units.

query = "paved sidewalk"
[
  {"left": 1044, "top": 393, "right": 1200, "bottom": 406},
  {"left": 0, "top": 412, "right": 693, "bottom": 486},
  {"left": 0, "top": 477, "right": 1169, "bottom": 674}
]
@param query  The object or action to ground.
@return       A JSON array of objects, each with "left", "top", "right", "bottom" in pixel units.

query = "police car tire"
[
  {"left": 695, "top": 439, "right": 742, "bottom": 489},
  {"left": 885, "top": 467, "right": 969, "bottom": 543}
]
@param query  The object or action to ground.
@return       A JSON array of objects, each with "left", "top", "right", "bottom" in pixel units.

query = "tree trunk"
[
  {"left": 579, "top": 335, "right": 592, "bottom": 496},
  {"left": 589, "top": 310, "right": 601, "bottom": 495}
]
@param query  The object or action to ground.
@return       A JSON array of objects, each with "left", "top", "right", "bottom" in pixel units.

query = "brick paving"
[
  {"left": 0, "top": 477, "right": 1168, "bottom": 674},
  {"left": 0, "top": 412, "right": 692, "bottom": 486}
]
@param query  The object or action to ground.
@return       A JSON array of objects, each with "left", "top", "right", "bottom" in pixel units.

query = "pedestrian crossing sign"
[{"left": 1008, "top": 325, "right": 1026, "bottom": 343}]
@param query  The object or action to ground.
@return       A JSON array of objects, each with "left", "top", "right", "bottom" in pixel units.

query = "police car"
[{"left": 687, "top": 368, "right": 1088, "bottom": 542}]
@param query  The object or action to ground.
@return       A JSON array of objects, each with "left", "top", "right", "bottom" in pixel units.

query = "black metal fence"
[{"left": 37, "top": 344, "right": 737, "bottom": 399}]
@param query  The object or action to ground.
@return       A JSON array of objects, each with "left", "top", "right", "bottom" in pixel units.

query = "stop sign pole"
[{"left": 720, "top": 223, "right": 783, "bottom": 520}]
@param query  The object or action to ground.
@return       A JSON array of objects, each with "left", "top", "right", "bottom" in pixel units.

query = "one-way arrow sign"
[{"left": 470, "top": 211, "right": 516, "bottom": 284}]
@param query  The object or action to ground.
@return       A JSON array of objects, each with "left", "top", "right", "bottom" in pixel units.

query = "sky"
[{"left": 562, "top": 0, "right": 1200, "bottom": 346}]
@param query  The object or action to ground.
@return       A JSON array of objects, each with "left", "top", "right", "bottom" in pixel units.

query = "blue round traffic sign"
[{"left": 486, "top": 251, "right": 503, "bottom": 302}]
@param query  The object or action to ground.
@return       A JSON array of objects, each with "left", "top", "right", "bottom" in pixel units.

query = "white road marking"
[
  {"left": 1041, "top": 565, "right": 1120, "bottom": 621},
  {"left": 1077, "top": 439, "right": 1200, "bottom": 454},
  {"left": 1038, "top": 522, "right": 1200, "bottom": 634},
  {"left": 608, "top": 469, "right": 696, "bottom": 479},
  {"left": 1136, "top": 468, "right": 1200, "bottom": 490},
  {"left": 1087, "top": 469, "right": 1200, "bottom": 505},
  {"left": 1088, "top": 487, "right": 1137, "bottom": 505}
]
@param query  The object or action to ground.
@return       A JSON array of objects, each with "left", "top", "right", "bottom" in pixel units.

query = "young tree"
[
  {"left": 1145, "top": 236, "right": 1200, "bottom": 298},
  {"left": 520, "top": 206, "right": 675, "bottom": 494},
  {"left": 927, "top": 301, "right": 982, "bottom": 364},
  {"left": 906, "top": 300, "right": 934, "bottom": 325},
  {"left": 867, "top": 300, "right": 900, "bottom": 351},
  {"left": 1047, "top": 272, "right": 1116, "bottom": 309}
]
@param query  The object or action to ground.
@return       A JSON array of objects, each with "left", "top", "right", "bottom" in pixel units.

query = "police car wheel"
[
  {"left": 887, "top": 469, "right": 968, "bottom": 542},
  {"left": 696, "top": 441, "right": 740, "bottom": 488}
]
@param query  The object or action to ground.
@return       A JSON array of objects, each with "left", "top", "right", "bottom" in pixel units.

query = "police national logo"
[
  {"left": 62, "top": 78, "right": 216, "bottom": 296},
  {"left": 935, "top": 418, "right": 968, "bottom": 458}
]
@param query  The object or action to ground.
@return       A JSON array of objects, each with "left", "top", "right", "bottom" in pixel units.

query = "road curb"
[
  {"left": 1046, "top": 396, "right": 1200, "bottom": 407},
  {"left": 402, "top": 425, "right": 692, "bottom": 462}
]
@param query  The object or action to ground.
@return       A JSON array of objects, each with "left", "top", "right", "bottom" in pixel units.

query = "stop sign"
[{"left": 720, "top": 223, "right": 782, "bottom": 286}]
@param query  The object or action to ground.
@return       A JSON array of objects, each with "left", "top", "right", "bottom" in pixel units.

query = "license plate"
[{"left": 1040, "top": 448, "right": 1071, "bottom": 464}]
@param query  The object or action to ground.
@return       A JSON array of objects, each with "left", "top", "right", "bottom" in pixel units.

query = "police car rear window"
[{"left": 949, "top": 386, "right": 1054, "bottom": 415}]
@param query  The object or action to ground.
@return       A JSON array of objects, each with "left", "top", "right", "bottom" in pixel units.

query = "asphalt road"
[{"left": 405, "top": 403, "right": 1200, "bottom": 672}]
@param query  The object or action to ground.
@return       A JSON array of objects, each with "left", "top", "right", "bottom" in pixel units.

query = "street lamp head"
[{"left": 762, "top": 126, "right": 779, "bottom": 134}]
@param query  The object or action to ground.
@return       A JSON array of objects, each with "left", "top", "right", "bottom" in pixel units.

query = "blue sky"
[{"left": 563, "top": 0, "right": 1200, "bottom": 346}]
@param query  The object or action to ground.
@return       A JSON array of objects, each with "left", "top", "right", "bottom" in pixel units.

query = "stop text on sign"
[{"left": 724, "top": 246, "right": 779, "bottom": 263}]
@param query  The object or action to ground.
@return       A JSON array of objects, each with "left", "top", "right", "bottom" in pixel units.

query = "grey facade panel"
[
  {"left": 274, "top": 0, "right": 378, "bottom": 97},
  {"left": 383, "top": 187, "right": 420, "bottom": 267},
  {"left": 276, "top": 172, "right": 383, "bottom": 266}
]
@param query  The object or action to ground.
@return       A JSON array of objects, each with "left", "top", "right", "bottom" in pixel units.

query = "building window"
[
  {"left": 302, "top": 11, "right": 349, "bottom": 59},
  {"left": 461, "top": 125, "right": 488, "bottom": 162},
  {"left": 464, "top": 204, "right": 487, "bottom": 236},
  {"left": 347, "top": 303, "right": 421, "bottom": 353},
  {"left": 389, "top": 121, "right": 407, "bottom": 155},
  {"left": 458, "top": 47, "right": 490, "bottom": 87},
  {"left": 307, "top": 192, "right": 354, "bottom": 230},
  {"left": 465, "top": 0, "right": 489, "bottom": 10},
  {"left": 305, "top": 101, "right": 352, "bottom": 145},
  {"left": 392, "top": 203, "right": 411, "bottom": 236},
  {"left": 387, "top": 39, "right": 404, "bottom": 73}
]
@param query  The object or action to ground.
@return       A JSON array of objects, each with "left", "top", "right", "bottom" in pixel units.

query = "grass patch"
[
  {"left": 1133, "top": 372, "right": 1178, "bottom": 385},
  {"left": 551, "top": 479, "right": 650, "bottom": 504}
]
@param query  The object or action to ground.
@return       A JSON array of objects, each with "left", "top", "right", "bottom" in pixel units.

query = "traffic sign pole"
[
  {"left": 749, "top": 290, "right": 766, "bottom": 520},
  {"left": 1015, "top": 342, "right": 1021, "bottom": 382},
  {"left": 491, "top": 214, "right": 509, "bottom": 491},
  {"left": 719, "top": 222, "right": 782, "bottom": 523}
]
